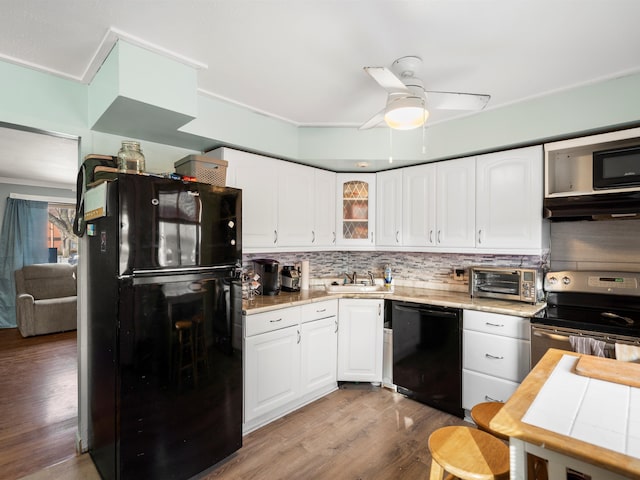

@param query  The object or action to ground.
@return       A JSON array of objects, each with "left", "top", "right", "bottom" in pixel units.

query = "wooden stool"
[
  {"left": 428, "top": 426, "right": 509, "bottom": 480},
  {"left": 470, "top": 401, "right": 509, "bottom": 441},
  {"left": 471, "top": 402, "right": 549, "bottom": 480},
  {"left": 175, "top": 320, "right": 196, "bottom": 388}
]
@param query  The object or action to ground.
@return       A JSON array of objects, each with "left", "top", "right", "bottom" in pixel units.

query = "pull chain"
[{"left": 389, "top": 128, "right": 393, "bottom": 163}]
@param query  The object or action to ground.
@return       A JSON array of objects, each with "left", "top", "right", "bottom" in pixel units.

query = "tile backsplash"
[{"left": 243, "top": 251, "right": 548, "bottom": 289}]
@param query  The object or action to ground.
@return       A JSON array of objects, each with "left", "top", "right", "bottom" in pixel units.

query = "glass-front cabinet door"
[{"left": 336, "top": 173, "right": 376, "bottom": 246}]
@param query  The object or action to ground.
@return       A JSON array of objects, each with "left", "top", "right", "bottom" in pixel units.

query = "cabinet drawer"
[
  {"left": 462, "top": 369, "right": 519, "bottom": 410},
  {"left": 301, "top": 299, "right": 338, "bottom": 323},
  {"left": 463, "top": 310, "right": 530, "bottom": 340},
  {"left": 244, "top": 307, "right": 300, "bottom": 337},
  {"left": 463, "top": 330, "right": 530, "bottom": 382}
]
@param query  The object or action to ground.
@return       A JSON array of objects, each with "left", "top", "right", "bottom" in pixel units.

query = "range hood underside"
[{"left": 544, "top": 191, "right": 640, "bottom": 221}]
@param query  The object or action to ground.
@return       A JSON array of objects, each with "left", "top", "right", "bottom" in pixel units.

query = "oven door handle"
[{"left": 532, "top": 329, "right": 571, "bottom": 341}]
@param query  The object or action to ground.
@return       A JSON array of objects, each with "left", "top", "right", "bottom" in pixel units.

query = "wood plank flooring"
[
  {"left": 4, "top": 328, "right": 471, "bottom": 480},
  {"left": 202, "top": 384, "right": 469, "bottom": 480},
  {"left": 0, "top": 328, "right": 78, "bottom": 480},
  {"left": 23, "top": 384, "right": 469, "bottom": 480}
]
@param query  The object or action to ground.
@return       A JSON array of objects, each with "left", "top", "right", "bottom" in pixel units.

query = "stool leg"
[
  {"left": 198, "top": 322, "right": 209, "bottom": 373},
  {"left": 177, "top": 329, "right": 184, "bottom": 389},
  {"left": 188, "top": 327, "right": 197, "bottom": 387},
  {"left": 193, "top": 316, "right": 209, "bottom": 377},
  {"left": 429, "top": 459, "right": 445, "bottom": 480}
]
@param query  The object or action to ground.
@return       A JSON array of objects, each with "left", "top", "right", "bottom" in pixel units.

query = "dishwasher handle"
[{"left": 393, "top": 304, "right": 459, "bottom": 319}]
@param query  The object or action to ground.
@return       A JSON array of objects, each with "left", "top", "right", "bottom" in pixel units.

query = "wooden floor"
[
  {"left": 0, "top": 328, "right": 78, "bottom": 480},
  {"left": 3, "top": 328, "right": 471, "bottom": 480},
  {"left": 22, "top": 384, "right": 469, "bottom": 480},
  {"left": 201, "top": 384, "right": 469, "bottom": 480}
]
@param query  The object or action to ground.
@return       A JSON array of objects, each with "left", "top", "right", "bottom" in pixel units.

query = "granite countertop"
[{"left": 243, "top": 285, "right": 546, "bottom": 317}]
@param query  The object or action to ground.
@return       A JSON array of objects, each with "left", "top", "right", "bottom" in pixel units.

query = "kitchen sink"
[{"left": 325, "top": 283, "right": 393, "bottom": 294}]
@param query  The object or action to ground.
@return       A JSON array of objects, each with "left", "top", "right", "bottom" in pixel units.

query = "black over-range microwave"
[{"left": 593, "top": 144, "right": 640, "bottom": 190}]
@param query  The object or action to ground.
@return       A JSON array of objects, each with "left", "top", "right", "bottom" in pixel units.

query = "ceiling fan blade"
[
  {"left": 364, "top": 67, "right": 410, "bottom": 94},
  {"left": 359, "top": 108, "right": 386, "bottom": 130},
  {"left": 425, "top": 91, "right": 491, "bottom": 111}
]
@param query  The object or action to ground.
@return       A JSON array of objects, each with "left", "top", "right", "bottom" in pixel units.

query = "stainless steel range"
[{"left": 531, "top": 270, "right": 640, "bottom": 366}]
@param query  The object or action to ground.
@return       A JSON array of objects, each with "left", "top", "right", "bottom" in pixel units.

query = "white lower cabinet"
[
  {"left": 462, "top": 310, "right": 531, "bottom": 411},
  {"left": 244, "top": 324, "right": 301, "bottom": 424},
  {"left": 243, "top": 300, "right": 338, "bottom": 433},
  {"left": 337, "top": 299, "right": 383, "bottom": 383},
  {"left": 301, "top": 316, "right": 338, "bottom": 394}
]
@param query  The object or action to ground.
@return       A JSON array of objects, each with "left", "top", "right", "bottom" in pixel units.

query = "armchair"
[{"left": 15, "top": 263, "right": 77, "bottom": 337}]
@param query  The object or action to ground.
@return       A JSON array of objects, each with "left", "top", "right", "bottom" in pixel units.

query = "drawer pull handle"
[
  {"left": 335, "top": 320, "right": 338, "bottom": 333},
  {"left": 316, "top": 308, "right": 327, "bottom": 313},
  {"left": 485, "top": 353, "right": 504, "bottom": 360},
  {"left": 485, "top": 395, "right": 503, "bottom": 403},
  {"left": 269, "top": 318, "right": 283, "bottom": 323},
  {"left": 297, "top": 330, "right": 301, "bottom": 344},
  {"left": 485, "top": 322, "right": 505, "bottom": 327}
]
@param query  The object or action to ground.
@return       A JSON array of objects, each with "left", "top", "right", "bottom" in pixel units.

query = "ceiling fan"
[{"left": 360, "top": 56, "right": 491, "bottom": 130}]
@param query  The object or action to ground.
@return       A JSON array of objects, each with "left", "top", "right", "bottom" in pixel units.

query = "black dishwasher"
[{"left": 387, "top": 301, "right": 462, "bottom": 418}]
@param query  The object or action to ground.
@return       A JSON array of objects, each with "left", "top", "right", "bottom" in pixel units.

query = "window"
[{"left": 47, "top": 203, "right": 78, "bottom": 264}]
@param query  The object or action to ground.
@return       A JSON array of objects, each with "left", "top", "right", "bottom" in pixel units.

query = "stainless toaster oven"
[{"left": 469, "top": 267, "right": 542, "bottom": 304}]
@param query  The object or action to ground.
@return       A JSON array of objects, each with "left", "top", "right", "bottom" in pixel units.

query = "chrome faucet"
[
  {"left": 343, "top": 272, "right": 357, "bottom": 284},
  {"left": 367, "top": 271, "right": 375, "bottom": 286}
]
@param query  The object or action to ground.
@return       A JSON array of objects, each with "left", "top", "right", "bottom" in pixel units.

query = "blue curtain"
[{"left": 0, "top": 198, "right": 49, "bottom": 328}]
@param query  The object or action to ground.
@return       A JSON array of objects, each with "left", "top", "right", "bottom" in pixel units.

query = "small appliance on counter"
[
  {"left": 469, "top": 266, "right": 542, "bottom": 304},
  {"left": 253, "top": 258, "right": 280, "bottom": 295},
  {"left": 281, "top": 265, "right": 300, "bottom": 292}
]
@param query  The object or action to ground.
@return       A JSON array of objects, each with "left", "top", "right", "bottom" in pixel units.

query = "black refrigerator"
[{"left": 86, "top": 174, "right": 243, "bottom": 480}]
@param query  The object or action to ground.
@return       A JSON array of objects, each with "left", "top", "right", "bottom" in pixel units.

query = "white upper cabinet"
[
  {"left": 402, "top": 164, "right": 436, "bottom": 246},
  {"left": 336, "top": 173, "right": 376, "bottom": 247},
  {"left": 436, "top": 157, "right": 476, "bottom": 248},
  {"left": 314, "top": 169, "right": 336, "bottom": 247},
  {"left": 216, "top": 144, "right": 545, "bottom": 253},
  {"left": 214, "top": 147, "right": 336, "bottom": 251},
  {"left": 475, "top": 145, "right": 547, "bottom": 251},
  {"left": 221, "top": 148, "right": 279, "bottom": 248},
  {"left": 376, "top": 170, "right": 403, "bottom": 246},
  {"left": 398, "top": 158, "right": 475, "bottom": 249},
  {"left": 277, "top": 162, "right": 315, "bottom": 247}
]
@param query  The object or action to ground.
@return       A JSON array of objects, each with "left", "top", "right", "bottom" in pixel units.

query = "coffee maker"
[
  {"left": 253, "top": 259, "right": 280, "bottom": 296},
  {"left": 280, "top": 265, "right": 300, "bottom": 292}
]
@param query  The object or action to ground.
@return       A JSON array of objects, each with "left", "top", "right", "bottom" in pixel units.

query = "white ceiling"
[{"left": 1, "top": 0, "right": 640, "bottom": 187}]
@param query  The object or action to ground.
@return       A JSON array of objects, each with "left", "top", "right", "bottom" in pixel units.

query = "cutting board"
[{"left": 573, "top": 355, "right": 640, "bottom": 388}]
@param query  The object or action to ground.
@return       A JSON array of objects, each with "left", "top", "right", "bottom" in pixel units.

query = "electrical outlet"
[{"left": 453, "top": 267, "right": 465, "bottom": 281}]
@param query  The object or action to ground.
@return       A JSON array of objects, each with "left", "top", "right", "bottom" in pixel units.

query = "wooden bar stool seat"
[
  {"left": 470, "top": 401, "right": 509, "bottom": 441},
  {"left": 428, "top": 426, "right": 509, "bottom": 480}
]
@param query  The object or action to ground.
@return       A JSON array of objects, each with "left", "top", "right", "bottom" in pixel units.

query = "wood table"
[{"left": 490, "top": 348, "right": 640, "bottom": 480}]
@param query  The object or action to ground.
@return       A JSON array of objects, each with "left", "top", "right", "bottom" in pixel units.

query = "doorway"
[{"left": 0, "top": 123, "right": 80, "bottom": 476}]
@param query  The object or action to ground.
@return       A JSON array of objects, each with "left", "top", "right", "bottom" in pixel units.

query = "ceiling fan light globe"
[{"left": 384, "top": 104, "right": 429, "bottom": 130}]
